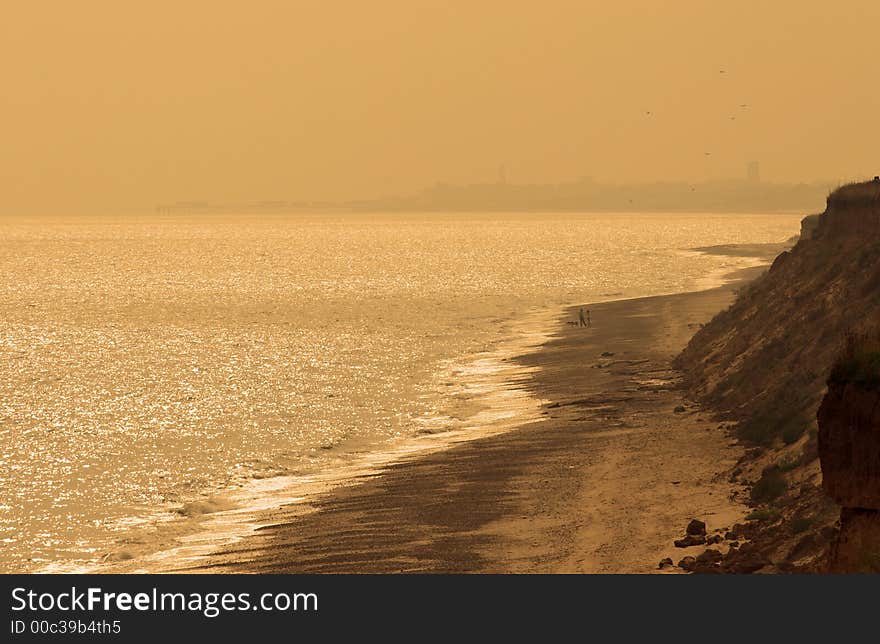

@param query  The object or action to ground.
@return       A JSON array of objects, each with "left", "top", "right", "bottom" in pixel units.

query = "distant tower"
[{"left": 747, "top": 161, "right": 761, "bottom": 183}]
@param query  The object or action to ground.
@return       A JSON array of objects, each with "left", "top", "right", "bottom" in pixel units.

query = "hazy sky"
[{"left": 3, "top": 1, "right": 879, "bottom": 213}]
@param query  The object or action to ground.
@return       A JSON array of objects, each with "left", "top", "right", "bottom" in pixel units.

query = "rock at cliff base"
[
  {"left": 695, "top": 549, "right": 723, "bottom": 565},
  {"left": 686, "top": 518, "right": 707, "bottom": 536},
  {"left": 658, "top": 557, "right": 674, "bottom": 570},
  {"left": 721, "top": 543, "right": 770, "bottom": 574},
  {"left": 674, "top": 534, "right": 707, "bottom": 548},
  {"left": 728, "top": 523, "right": 754, "bottom": 540},
  {"left": 678, "top": 556, "right": 696, "bottom": 572}
]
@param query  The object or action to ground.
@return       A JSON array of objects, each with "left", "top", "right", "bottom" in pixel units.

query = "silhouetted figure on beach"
[{"left": 578, "top": 308, "right": 591, "bottom": 328}]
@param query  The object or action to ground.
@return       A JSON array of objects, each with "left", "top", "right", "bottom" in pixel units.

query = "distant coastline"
[{"left": 156, "top": 177, "right": 836, "bottom": 216}]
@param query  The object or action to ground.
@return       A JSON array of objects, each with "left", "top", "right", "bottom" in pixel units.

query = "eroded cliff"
[{"left": 675, "top": 179, "right": 880, "bottom": 572}]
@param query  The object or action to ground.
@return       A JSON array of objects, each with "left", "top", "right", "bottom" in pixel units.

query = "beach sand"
[{"left": 173, "top": 265, "right": 763, "bottom": 574}]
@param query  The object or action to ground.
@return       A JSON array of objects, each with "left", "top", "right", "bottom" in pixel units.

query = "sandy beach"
[{"left": 172, "top": 264, "right": 768, "bottom": 574}]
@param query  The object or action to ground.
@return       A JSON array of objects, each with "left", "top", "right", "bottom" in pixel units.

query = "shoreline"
[
  {"left": 74, "top": 240, "right": 787, "bottom": 575},
  {"left": 162, "top": 263, "right": 767, "bottom": 574},
  {"left": 88, "top": 305, "right": 561, "bottom": 573}
]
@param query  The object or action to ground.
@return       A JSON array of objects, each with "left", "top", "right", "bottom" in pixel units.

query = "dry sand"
[{"left": 185, "top": 269, "right": 763, "bottom": 574}]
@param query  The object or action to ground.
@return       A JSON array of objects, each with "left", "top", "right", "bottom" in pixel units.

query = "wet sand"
[{"left": 182, "top": 269, "right": 762, "bottom": 574}]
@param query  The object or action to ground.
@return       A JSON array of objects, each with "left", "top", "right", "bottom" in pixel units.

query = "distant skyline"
[
  {"left": 157, "top": 174, "right": 838, "bottom": 216},
  {"left": 3, "top": 1, "right": 879, "bottom": 214}
]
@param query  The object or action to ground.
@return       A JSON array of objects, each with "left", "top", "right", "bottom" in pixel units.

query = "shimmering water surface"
[{"left": 0, "top": 212, "right": 801, "bottom": 571}]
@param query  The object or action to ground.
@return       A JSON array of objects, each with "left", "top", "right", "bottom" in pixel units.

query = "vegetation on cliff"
[
  {"left": 828, "top": 329, "right": 880, "bottom": 390},
  {"left": 825, "top": 179, "right": 880, "bottom": 209}
]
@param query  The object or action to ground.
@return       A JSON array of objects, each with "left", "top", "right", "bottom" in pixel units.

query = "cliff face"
[
  {"left": 674, "top": 180, "right": 880, "bottom": 571},
  {"left": 818, "top": 382, "right": 880, "bottom": 509},
  {"left": 799, "top": 213, "right": 820, "bottom": 240},
  {"left": 677, "top": 181, "right": 880, "bottom": 447}
]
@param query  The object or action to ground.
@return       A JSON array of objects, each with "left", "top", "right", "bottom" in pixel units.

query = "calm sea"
[{"left": 0, "top": 211, "right": 801, "bottom": 571}]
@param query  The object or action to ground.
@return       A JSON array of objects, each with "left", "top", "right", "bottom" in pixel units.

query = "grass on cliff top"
[
  {"left": 827, "top": 179, "right": 880, "bottom": 208},
  {"left": 829, "top": 329, "right": 880, "bottom": 389}
]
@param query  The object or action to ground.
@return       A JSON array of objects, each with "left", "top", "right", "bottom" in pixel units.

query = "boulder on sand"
[
  {"left": 677, "top": 556, "right": 696, "bottom": 572},
  {"left": 674, "top": 534, "right": 707, "bottom": 548},
  {"left": 695, "top": 549, "right": 723, "bottom": 565},
  {"left": 691, "top": 549, "right": 724, "bottom": 574},
  {"left": 674, "top": 518, "right": 709, "bottom": 547},
  {"left": 686, "top": 518, "right": 707, "bottom": 535}
]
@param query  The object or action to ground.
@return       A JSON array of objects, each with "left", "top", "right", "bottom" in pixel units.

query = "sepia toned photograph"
[{"left": 3, "top": 0, "right": 879, "bottom": 592}]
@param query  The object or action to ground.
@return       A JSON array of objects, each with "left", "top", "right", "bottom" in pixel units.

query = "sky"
[{"left": 2, "top": 1, "right": 879, "bottom": 213}]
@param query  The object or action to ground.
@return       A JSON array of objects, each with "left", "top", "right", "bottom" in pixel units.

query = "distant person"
[
  {"left": 578, "top": 307, "right": 587, "bottom": 328},
  {"left": 587, "top": 309, "right": 592, "bottom": 327}
]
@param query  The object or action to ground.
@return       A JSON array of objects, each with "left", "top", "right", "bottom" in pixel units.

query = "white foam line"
[
  {"left": 73, "top": 307, "right": 560, "bottom": 574},
  {"left": 676, "top": 249, "right": 771, "bottom": 292}
]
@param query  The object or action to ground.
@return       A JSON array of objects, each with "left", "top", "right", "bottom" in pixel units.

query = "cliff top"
[{"left": 827, "top": 179, "right": 880, "bottom": 209}]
